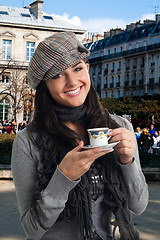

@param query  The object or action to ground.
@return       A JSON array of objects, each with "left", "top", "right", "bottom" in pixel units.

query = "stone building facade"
[
  {"left": 85, "top": 16, "right": 160, "bottom": 99},
  {"left": 0, "top": 0, "right": 85, "bottom": 123}
]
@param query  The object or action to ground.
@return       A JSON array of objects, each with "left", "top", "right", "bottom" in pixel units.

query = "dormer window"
[
  {"left": 21, "top": 13, "right": 31, "bottom": 17},
  {"left": 0, "top": 11, "right": 8, "bottom": 15},
  {"left": 43, "top": 15, "right": 53, "bottom": 20}
]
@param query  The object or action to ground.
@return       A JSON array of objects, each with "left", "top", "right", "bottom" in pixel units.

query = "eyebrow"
[{"left": 72, "top": 61, "right": 83, "bottom": 68}]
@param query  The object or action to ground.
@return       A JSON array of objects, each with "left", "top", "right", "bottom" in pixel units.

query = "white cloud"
[
  {"left": 141, "top": 13, "right": 155, "bottom": 22},
  {"left": 81, "top": 17, "right": 127, "bottom": 34},
  {"left": 54, "top": 13, "right": 128, "bottom": 33},
  {"left": 53, "top": 12, "right": 156, "bottom": 35},
  {"left": 54, "top": 12, "right": 84, "bottom": 28}
]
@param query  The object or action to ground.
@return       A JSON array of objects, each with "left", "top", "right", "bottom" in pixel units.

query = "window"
[
  {"left": 3, "top": 40, "right": 11, "bottom": 60},
  {"left": 126, "top": 59, "right": 130, "bottom": 70},
  {"left": 1, "top": 72, "right": 10, "bottom": 83},
  {"left": 107, "top": 49, "right": 110, "bottom": 55},
  {"left": 21, "top": 13, "right": 30, "bottom": 17},
  {"left": 112, "top": 63, "right": 115, "bottom": 71},
  {"left": 0, "top": 11, "right": 8, "bottom": 15},
  {"left": 154, "top": 38, "right": 157, "bottom": 44},
  {"left": 133, "top": 90, "right": 136, "bottom": 96},
  {"left": 141, "top": 89, "right": 144, "bottom": 96},
  {"left": 111, "top": 76, "right": 114, "bottom": 84},
  {"left": 0, "top": 99, "right": 9, "bottom": 121},
  {"left": 118, "top": 61, "right": 121, "bottom": 70},
  {"left": 104, "top": 77, "right": 108, "bottom": 88},
  {"left": 117, "top": 91, "right": 120, "bottom": 99},
  {"left": 26, "top": 42, "right": 35, "bottom": 62},
  {"left": 151, "top": 70, "right": 154, "bottom": 78},
  {"left": 114, "top": 48, "right": 116, "bottom": 54},
  {"left": 43, "top": 15, "right": 53, "bottom": 20},
  {"left": 120, "top": 47, "right": 123, "bottom": 53}
]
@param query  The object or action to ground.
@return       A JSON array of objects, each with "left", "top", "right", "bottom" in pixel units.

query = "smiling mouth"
[{"left": 64, "top": 86, "right": 83, "bottom": 96}]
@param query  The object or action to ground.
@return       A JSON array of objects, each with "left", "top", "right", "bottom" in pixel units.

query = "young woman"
[{"left": 11, "top": 31, "right": 148, "bottom": 240}]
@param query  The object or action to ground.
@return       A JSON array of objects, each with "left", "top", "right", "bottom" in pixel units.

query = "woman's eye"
[
  {"left": 52, "top": 74, "right": 62, "bottom": 79},
  {"left": 75, "top": 67, "right": 82, "bottom": 72}
]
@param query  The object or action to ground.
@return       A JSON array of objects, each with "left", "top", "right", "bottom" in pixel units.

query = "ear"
[{"left": 86, "top": 63, "right": 90, "bottom": 71}]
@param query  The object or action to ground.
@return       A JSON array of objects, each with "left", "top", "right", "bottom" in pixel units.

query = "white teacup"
[{"left": 87, "top": 127, "right": 111, "bottom": 147}]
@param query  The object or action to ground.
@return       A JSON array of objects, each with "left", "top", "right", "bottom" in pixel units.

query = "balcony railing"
[
  {"left": 104, "top": 84, "right": 108, "bottom": 88},
  {"left": 110, "top": 83, "right": 114, "bottom": 88},
  {"left": 133, "top": 66, "right": 137, "bottom": 69},
  {"left": 89, "top": 42, "right": 160, "bottom": 64}
]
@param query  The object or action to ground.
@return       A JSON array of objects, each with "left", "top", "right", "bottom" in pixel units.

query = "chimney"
[
  {"left": 30, "top": 0, "right": 43, "bottom": 20},
  {"left": 156, "top": 14, "right": 160, "bottom": 23}
]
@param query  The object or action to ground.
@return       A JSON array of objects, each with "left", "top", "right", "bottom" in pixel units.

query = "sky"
[{"left": 0, "top": 0, "right": 160, "bottom": 34}]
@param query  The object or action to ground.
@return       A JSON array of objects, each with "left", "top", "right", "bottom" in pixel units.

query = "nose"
[{"left": 65, "top": 72, "right": 77, "bottom": 87}]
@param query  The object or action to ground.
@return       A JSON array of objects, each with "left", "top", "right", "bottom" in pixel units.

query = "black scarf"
[{"left": 53, "top": 102, "right": 87, "bottom": 123}]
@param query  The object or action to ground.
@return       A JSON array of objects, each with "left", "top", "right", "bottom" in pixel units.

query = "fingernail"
[
  {"left": 97, "top": 148, "right": 103, "bottom": 152},
  {"left": 108, "top": 149, "right": 114, "bottom": 152}
]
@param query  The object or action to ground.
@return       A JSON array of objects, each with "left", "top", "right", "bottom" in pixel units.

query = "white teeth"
[{"left": 66, "top": 87, "right": 80, "bottom": 94}]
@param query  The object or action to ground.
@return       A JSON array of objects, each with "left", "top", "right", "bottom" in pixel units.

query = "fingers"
[
  {"left": 108, "top": 128, "right": 137, "bottom": 164},
  {"left": 80, "top": 147, "right": 114, "bottom": 163},
  {"left": 109, "top": 128, "right": 135, "bottom": 143}
]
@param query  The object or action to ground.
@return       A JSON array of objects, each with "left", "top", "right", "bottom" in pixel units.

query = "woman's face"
[{"left": 46, "top": 60, "right": 91, "bottom": 107}]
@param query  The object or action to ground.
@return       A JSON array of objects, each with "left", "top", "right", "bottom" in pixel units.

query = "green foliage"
[
  {"left": 0, "top": 134, "right": 16, "bottom": 164},
  {"left": 139, "top": 150, "right": 160, "bottom": 168},
  {"left": 100, "top": 96, "right": 160, "bottom": 124}
]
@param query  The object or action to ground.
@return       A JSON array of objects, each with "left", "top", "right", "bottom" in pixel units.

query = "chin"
[{"left": 66, "top": 101, "right": 85, "bottom": 108}]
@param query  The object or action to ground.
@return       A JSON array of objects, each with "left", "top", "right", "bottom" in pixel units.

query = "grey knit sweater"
[{"left": 11, "top": 114, "right": 149, "bottom": 240}]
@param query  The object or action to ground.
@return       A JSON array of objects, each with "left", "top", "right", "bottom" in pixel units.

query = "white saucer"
[{"left": 82, "top": 141, "right": 120, "bottom": 151}]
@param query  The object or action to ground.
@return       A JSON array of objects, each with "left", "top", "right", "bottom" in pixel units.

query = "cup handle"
[{"left": 108, "top": 136, "right": 111, "bottom": 141}]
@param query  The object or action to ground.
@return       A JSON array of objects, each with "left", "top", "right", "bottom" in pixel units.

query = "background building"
[
  {"left": 84, "top": 15, "right": 160, "bottom": 99},
  {"left": 0, "top": 0, "right": 85, "bottom": 123}
]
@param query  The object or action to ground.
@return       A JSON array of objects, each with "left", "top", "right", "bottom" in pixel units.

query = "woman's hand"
[
  {"left": 109, "top": 128, "right": 136, "bottom": 165},
  {"left": 58, "top": 141, "right": 113, "bottom": 181}
]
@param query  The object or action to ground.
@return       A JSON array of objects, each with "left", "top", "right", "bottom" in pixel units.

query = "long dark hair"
[{"left": 27, "top": 80, "right": 140, "bottom": 240}]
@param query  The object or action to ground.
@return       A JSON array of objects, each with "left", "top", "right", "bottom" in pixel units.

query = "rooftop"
[
  {"left": 84, "top": 17, "right": 160, "bottom": 52},
  {"left": 0, "top": 3, "right": 85, "bottom": 32}
]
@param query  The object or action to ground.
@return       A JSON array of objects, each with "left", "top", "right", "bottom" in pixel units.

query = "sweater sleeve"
[
  {"left": 110, "top": 114, "right": 149, "bottom": 215},
  {"left": 11, "top": 130, "right": 80, "bottom": 240}
]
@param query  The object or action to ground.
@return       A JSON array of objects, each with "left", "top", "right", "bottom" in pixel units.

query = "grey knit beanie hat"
[{"left": 28, "top": 31, "right": 90, "bottom": 89}]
